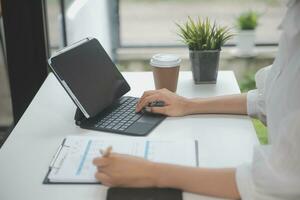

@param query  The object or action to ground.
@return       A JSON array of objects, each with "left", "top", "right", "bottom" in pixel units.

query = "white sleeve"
[
  {"left": 246, "top": 66, "right": 272, "bottom": 125},
  {"left": 236, "top": 110, "right": 300, "bottom": 200}
]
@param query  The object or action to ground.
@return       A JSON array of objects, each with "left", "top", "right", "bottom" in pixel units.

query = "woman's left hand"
[{"left": 93, "top": 153, "right": 157, "bottom": 187}]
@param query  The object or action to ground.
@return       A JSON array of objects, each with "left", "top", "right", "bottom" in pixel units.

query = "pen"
[
  {"left": 100, "top": 146, "right": 112, "bottom": 157},
  {"left": 144, "top": 100, "right": 166, "bottom": 112},
  {"left": 148, "top": 100, "right": 165, "bottom": 107}
]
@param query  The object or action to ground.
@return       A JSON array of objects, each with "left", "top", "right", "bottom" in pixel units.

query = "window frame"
[{"left": 57, "top": 0, "right": 279, "bottom": 58}]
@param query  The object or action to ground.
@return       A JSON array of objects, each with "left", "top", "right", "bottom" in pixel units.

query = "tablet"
[
  {"left": 48, "top": 38, "right": 130, "bottom": 118},
  {"left": 107, "top": 188, "right": 182, "bottom": 200}
]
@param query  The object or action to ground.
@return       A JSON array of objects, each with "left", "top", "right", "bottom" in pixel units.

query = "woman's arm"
[
  {"left": 93, "top": 154, "right": 240, "bottom": 199},
  {"left": 154, "top": 163, "right": 240, "bottom": 199},
  {"left": 135, "top": 89, "right": 247, "bottom": 116},
  {"left": 187, "top": 93, "right": 247, "bottom": 115}
]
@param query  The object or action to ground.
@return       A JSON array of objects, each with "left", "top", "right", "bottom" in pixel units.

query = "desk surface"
[{"left": 0, "top": 71, "right": 258, "bottom": 200}]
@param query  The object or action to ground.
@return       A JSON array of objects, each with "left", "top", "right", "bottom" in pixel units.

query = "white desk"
[{"left": 0, "top": 71, "right": 258, "bottom": 200}]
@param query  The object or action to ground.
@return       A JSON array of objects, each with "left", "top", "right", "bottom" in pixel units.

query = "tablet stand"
[{"left": 74, "top": 108, "right": 87, "bottom": 126}]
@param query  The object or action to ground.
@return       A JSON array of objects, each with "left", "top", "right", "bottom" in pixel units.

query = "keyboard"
[{"left": 94, "top": 96, "right": 143, "bottom": 131}]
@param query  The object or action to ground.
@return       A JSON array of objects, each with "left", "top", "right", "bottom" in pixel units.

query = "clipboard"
[
  {"left": 43, "top": 139, "right": 93, "bottom": 184},
  {"left": 43, "top": 136, "right": 199, "bottom": 184},
  {"left": 43, "top": 138, "right": 100, "bottom": 184}
]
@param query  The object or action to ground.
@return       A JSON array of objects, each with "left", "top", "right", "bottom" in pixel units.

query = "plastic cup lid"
[{"left": 150, "top": 54, "right": 181, "bottom": 68}]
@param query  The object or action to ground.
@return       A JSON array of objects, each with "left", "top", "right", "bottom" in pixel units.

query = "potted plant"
[
  {"left": 177, "top": 17, "right": 233, "bottom": 84},
  {"left": 236, "top": 10, "right": 259, "bottom": 56}
]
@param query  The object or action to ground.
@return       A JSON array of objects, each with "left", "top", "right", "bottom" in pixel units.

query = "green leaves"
[
  {"left": 176, "top": 17, "right": 234, "bottom": 51},
  {"left": 236, "top": 11, "right": 259, "bottom": 30}
]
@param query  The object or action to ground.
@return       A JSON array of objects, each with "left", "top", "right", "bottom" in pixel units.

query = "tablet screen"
[{"left": 49, "top": 38, "right": 130, "bottom": 118}]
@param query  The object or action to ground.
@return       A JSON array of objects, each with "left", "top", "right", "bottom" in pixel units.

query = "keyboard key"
[
  {"left": 114, "top": 125, "right": 122, "bottom": 129},
  {"left": 131, "top": 115, "right": 141, "bottom": 121}
]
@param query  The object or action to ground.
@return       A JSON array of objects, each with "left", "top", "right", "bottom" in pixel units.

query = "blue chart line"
[
  {"left": 76, "top": 140, "right": 92, "bottom": 175},
  {"left": 144, "top": 141, "right": 150, "bottom": 159}
]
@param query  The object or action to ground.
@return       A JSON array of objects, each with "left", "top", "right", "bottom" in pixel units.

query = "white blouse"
[{"left": 236, "top": 0, "right": 300, "bottom": 199}]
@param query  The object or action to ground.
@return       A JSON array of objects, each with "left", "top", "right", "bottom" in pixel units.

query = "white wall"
[{"left": 65, "top": 0, "right": 112, "bottom": 57}]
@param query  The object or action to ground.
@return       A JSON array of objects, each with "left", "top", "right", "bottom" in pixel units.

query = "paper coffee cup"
[{"left": 150, "top": 54, "right": 181, "bottom": 92}]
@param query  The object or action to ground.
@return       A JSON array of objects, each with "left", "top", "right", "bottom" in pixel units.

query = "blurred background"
[{"left": 0, "top": 0, "right": 287, "bottom": 145}]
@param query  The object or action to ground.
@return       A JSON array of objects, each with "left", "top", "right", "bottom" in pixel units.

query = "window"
[
  {"left": 119, "top": 0, "right": 286, "bottom": 47},
  {"left": 46, "top": 0, "right": 114, "bottom": 57},
  {"left": 47, "top": 0, "right": 286, "bottom": 54}
]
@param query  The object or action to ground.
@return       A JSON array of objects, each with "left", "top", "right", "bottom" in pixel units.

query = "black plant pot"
[{"left": 189, "top": 50, "right": 220, "bottom": 84}]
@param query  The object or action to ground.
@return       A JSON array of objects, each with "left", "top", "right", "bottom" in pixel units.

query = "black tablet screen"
[{"left": 50, "top": 38, "right": 130, "bottom": 117}]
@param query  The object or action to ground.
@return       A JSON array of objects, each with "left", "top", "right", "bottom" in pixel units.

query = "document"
[{"left": 44, "top": 136, "right": 198, "bottom": 184}]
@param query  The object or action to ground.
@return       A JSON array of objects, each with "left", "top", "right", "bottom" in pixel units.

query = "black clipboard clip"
[{"left": 43, "top": 138, "right": 68, "bottom": 184}]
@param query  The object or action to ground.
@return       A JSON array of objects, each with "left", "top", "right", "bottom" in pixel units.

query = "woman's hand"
[
  {"left": 135, "top": 88, "right": 191, "bottom": 116},
  {"left": 93, "top": 153, "right": 157, "bottom": 187}
]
